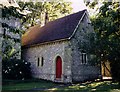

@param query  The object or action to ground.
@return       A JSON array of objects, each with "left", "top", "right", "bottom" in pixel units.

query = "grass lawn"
[
  {"left": 2, "top": 79, "right": 58, "bottom": 91},
  {"left": 56, "top": 81, "right": 120, "bottom": 92},
  {"left": 2, "top": 79, "right": 120, "bottom": 92}
]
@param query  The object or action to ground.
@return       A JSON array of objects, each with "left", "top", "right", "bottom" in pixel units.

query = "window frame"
[
  {"left": 37, "top": 57, "right": 40, "bottom": 67},
  {"left": 37, "top": 56, "right": 44, "bottom": 67},
  {"left": 41, "top": 57, "right": 44, "bottom": 67},
  {"left": 81, "top": 53, "right": 87, "bottom": 64}
]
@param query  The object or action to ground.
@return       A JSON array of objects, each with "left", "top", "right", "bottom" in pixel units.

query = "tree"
[
  {"left": 18, "top": 1, "right": 72, "bottom": 29},
  {"left": 1, "top": 6, "right": 24, "bottom": 59},
  {"left": 1, "top": 5, "right": 32, "bottom": 80},
  {"left": 84, "top": 1, "right": 120, "bottom": 82}
]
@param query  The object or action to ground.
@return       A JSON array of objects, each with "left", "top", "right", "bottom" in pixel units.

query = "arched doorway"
[{"left": 56, "top": 56, "right": 62, "bottom": 78}]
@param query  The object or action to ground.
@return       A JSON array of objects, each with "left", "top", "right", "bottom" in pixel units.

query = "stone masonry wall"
[
  {"left": 22, "top": 40, "right": 72, "bottom": 83},
  {"left": 70, "top": 13, "right": 101, "bottom": 82}
]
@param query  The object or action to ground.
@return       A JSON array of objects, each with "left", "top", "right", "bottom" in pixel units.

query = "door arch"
[{"left": 56, "top": 56, "right": 62, "bottom": 78}]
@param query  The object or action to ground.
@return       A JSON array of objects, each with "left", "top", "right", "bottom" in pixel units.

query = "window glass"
[
  {"left": 37, "top": 57, "right": 40, "bottom": 66},
  {"left": 41, "top": 57, "right": 44, "bottom": 66},
  {"left": 81, "top": 53, "right": 87, "bottom": 64}
]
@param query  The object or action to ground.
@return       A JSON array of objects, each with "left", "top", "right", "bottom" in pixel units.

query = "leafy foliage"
[
  {"left": 84, "top": 1, "right": 120, "bottom": 82},
  {"left": 18, "top": 1, "right": 72, "bottom": 29},
  {"left": 2, "top": 58, "right": 32, "bottom": 80},
  {"left": 1, "top": 6, "right": 24, "bottom": 59},
  {"left": 2, "top": 6, "right": 23, "bottom": 18}
]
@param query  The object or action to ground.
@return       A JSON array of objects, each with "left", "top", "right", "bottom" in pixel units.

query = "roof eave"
[{"left": 22, "top": 38, "right": 70, "bottom": 48}]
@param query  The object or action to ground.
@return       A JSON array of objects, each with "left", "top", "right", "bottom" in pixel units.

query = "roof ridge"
[{"left": 45, "top": 9, "right": 86, "bottom": 26}]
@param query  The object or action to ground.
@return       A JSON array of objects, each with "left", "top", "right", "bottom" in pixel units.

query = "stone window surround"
[
  {"left": 37, "top": 56, "right": 44, "bottom": 67},
  {"left": 81, "top": 53, "right": 87, "bottom": 64}
]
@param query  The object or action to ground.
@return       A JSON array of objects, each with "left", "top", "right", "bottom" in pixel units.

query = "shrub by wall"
[
  {"left": 110, "top": 60, "right": 120, "bottom": 82},
  {"left": 2, "top": 59, "right": 32, "bottom": 80}
]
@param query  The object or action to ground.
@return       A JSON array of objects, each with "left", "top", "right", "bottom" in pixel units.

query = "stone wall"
[
  {"left": 70, "top": 13, "right": 101, "bottom": 82},
  {"left": 22, "top": 40, "right": 72, "bottom": 83}
]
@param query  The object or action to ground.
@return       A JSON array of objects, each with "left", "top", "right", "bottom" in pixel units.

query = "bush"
[
  {"left": 2, "top": 58, "right": 32, "bottom": 80},
  {"left": 110, "top": 60, "right": 120, "bottom": 82},
  {"left": 109, "top": 51, "right": 120, "bottom": 83}
]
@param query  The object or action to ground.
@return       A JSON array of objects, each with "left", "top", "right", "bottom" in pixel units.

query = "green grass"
[
  {"left": 2, "top": 79, "right": 58, "bottom": 91},
  {"left": 2, "top": 79, "right": 120, "bottom": 92},
  {"left": 56, "top": 81, "right": 120, "bottom": 92}
]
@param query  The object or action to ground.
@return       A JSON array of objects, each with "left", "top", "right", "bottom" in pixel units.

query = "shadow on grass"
[
  {"left": 2, "top": 79, "right": 120, "bottom": 92},
  {"left": 35, "top": 81, "right": 120, "bottom": 92},
  {"left": 43, "top": 81, "right": 120, "bottom": 92},
  {"left": 2, "top": 79, "right": 59, "bottom": 92}
]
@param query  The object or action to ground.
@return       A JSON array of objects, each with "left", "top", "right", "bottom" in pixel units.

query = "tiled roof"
[{"left": 22, "top": 9, "right": 86, "bottom": 47}]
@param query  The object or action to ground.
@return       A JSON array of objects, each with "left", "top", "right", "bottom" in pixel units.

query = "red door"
[{"left": 56, "top": 56, "right": 62, "bottom": 78}]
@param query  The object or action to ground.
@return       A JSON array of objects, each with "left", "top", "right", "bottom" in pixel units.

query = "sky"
[{"left": 68, "top": 0, "right": 87, "bottom": 12}]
